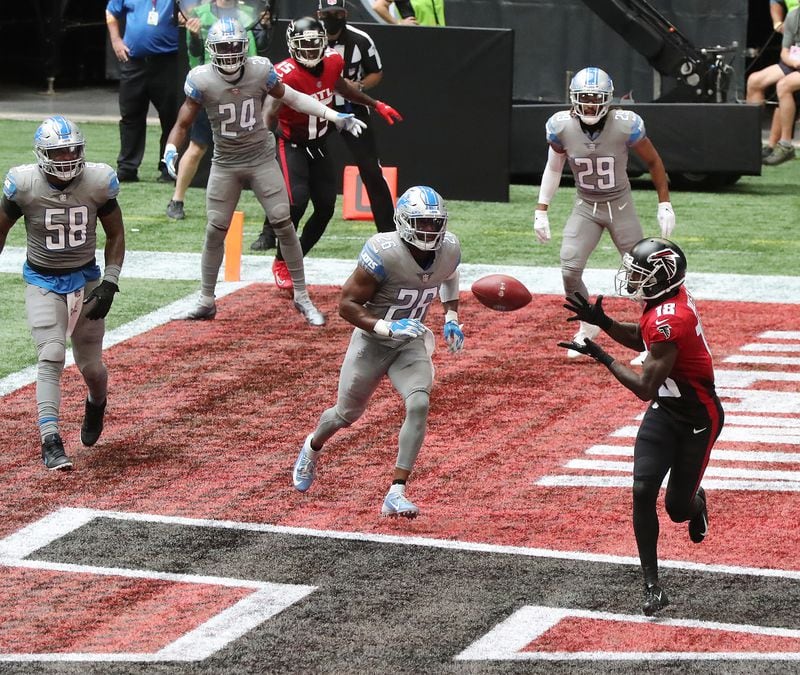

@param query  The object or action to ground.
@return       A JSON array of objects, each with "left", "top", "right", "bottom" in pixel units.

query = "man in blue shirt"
[{"left": 106, "top": 0, "right": 180, "bottom": 183}]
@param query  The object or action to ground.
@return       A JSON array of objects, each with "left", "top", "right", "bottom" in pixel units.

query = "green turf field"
[{"left": 0, "top": 117, "right": 798, "bottom": 376}]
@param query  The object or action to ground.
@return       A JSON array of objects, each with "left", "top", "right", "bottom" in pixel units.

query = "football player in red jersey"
[
  {"left": 559, "top": 237, "right": 725, "bottom": 617},
  {"left": 266, "top": 16, "right": 402, "bottom": 290}
]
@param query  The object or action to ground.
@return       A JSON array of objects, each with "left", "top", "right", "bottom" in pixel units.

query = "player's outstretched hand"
[
  {"left": 335, "top": 113, "right": 368, "bottom": 137},
  {"left": 443, "top": 320, "right": 465, "bottom": 353},
  {"left": 163, "top": 144, "right": 178, "bottom": 179},
  {"left": 533, "top": 209, "right": 551, "bottom": 243},
  {"left": 375, "top": 101, "right": 403, "bottom": 125},
  {"left": 563, "top": 292, "right": 612, "bottom": 330},
  {"left": 388, "top": 318, "right": 426, "bottom": 341},
  {"left": 557, "top": 338, "right": 614, "bottom": 366},
  {"left": 83, "top": 280, "right": 119, "bottom": 320}
]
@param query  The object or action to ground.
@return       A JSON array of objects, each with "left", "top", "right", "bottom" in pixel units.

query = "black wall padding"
[
  {"left": 196, "top": 21, "right": 514, "bottom": 202},
  {"left": 443, "top": 0, "right": 748, "bottom": 104},
  {"left": 511, "top": 103, "right": 762, "bottom": 178}
]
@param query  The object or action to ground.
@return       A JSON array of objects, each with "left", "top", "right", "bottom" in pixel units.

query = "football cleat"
[
  {"left": 175, "top": 302, "right": 217, "bottom": 321},
  {"left": 292, "top": 434, "right": 318, "bottom": 492},
  {"left": 567, "top": 323, "right": 601, "bottom": 359},
  {"left": 81, "top": 398, "right": 107, "bottom": 446},
  {"left": 250, "top": 231, "right": 276, "bottom": 251},
  {"left": 294, "top": 297, "right": 326, "bottom": 326},
  {"left": 381, "top": 489, "right": 420, "bottom": 519},
  {"left": 166, "top": 199, "right": 185, "bottom": 220},
  {"left": 272, "top": 259, "right": 294, "bottom": 291},
  {"left": 689, "top": 487, "right": 708, "bottom": 544},
  {"left": 642, "top": 583, "right": 669, "bottom": 616},
  {"left": 41, "top": 433, "right": 73, "bottom": 471}
]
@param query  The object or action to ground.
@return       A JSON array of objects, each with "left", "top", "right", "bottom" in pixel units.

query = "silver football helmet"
[
  {"left": 287, "top": 17, "right": 328, "bottom": 68},
  {"left": 615, "top": 237, "right": 687, "bottom": 302},
  {"left": 34, "top": 115, "right": 85, "bottom": 181},
  {"left": 206, "top": 17, "right": 249, "bottom": 76},
  {"left": 394, "top": 186, "right": 448, "bottom": 251},
  {"left": 569, "top": 66, "right": 614, "bottom": 125}
]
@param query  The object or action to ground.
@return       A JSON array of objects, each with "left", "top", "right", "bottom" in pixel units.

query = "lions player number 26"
[
  {"left": 387, "top": 288, "right": 438, "bottom": 321},
  {"left": 44, "top": 206, "right": 88, "bottom": 250},
  {"left": 218, "top": 99, "right": 257, "bottom": 137}
]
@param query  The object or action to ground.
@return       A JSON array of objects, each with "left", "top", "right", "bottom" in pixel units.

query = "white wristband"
[
  {"left": 373, "top": 319, "right": 392, "bottom": 337},
  {"left": 103, "top": 264, "right": 122, "bottom": 286},
  {"left": 445, "top": 310, "right": 459, "bottom": 324}
]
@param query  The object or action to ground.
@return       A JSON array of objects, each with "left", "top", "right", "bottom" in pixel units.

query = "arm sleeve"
[
  {"left": 439, "top": 269, "right": 460, "bottom": 304},
  {"left": 280, "top": 84, "right": 339, "bottom": 123},
  {"left": 537, "top": 147, "right": 567, "bottom": 206}
]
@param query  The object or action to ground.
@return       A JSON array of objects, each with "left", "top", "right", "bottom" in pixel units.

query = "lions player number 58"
[{"left": 44, "top": 206, "right": 88, "bottom": 250}]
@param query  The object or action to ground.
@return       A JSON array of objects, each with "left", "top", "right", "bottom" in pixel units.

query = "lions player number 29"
[
  {"left": 44, "top": 206, "right": 88, "bottom": 250},
  {"left": 218, "top": 99, "right": 257, "bottom": 137},
  {"left": 573, "top": 156, "right": 616, "bottom": 190},
  {"left": 387, "top": 288, "right": 438, "bottom": 321}
]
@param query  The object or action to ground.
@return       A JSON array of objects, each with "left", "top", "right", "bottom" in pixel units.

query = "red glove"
[{"left": 375, "top": 101, "right": 403, "bottom": 125}]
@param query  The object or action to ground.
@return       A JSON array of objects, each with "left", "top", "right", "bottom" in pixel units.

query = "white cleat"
[
  {"left": 566, "top": 323, "right": 601, "bottom": 358},
  {"left": 381, "top": 489, "right": 420, "bottom": 518},
  {"left": 293, "top": 297, "right": 326, "bottom": 326}
]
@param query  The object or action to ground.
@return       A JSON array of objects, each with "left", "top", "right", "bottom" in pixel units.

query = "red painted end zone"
[{"left": 0, "top": 285, "right": 798, "bottom": 573}]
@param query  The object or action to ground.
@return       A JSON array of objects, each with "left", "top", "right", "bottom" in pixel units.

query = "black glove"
[
  {"left": 83, "top": 280, "right": 119, "bottom": 320},
  {"left": 563, "top": 292, "right": 612, "bottom": 330},
  {"left": 557, "top": 338, "right": 615, "bottom": 367}
]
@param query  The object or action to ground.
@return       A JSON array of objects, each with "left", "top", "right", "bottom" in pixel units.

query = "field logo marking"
[
  {"left": 0, "top": 508, "right": 314, "bottom": 663},
  {"left": 455, "top": 605, "right": 800, "bottom": 662}
]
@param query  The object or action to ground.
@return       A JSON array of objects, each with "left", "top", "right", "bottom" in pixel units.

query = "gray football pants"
[
  {"left": 201, "top": 160, "right": 307, "bottom": 297},
  {"left": 25, "top": 279, "right": 107, "bottom": 439},
  {"left": 560, "top": 191, "right": 644, "bottom": 299},
  {"left": 313, "top": 330, "right": 434, "bottom": 472}
]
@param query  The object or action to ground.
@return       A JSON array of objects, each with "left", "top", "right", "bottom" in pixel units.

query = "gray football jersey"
[
  {"left": 358, "top": 231, "right": 461, "bottom": 331},
  {"left": 185, "top": 57, "right": 279, "bottom": 167},
  {"left": 545, "top": 109, "right": 646, "bottom": 200},
  {"left": 3, "top": 162, "right": 118, "bottom": 272}
]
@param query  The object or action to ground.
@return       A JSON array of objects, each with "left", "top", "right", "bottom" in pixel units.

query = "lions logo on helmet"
[
  {"left": 616, "top": 237, "right": 687, "bottom": 301},
  {"left": 287, "top": 17, "right": 328, "bottom": 68},
  {"left": 34, "top": 115, "right": 85, "bottom": 181},
  {"left": 394, "top": 186, "right": 448, "bottom": 251},
  {"left": 570, "top": 66, "right": 614, "bottom": 125},
  {"left": 206, "top": 17, "right": 249, "bottom": 76}
]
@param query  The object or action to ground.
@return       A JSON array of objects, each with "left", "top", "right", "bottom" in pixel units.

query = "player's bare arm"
[
  {"left": 166, "top": 97, "right": 202, "bottom": 151},
  {"left": 338, "top": 266, "right": 381, "bottom": 331},
  {"left": 608, "top": 340, "right": 678, "bottom": 401},
  {"left": 631, "top": 136, "right": 670, "bottom": 202},
  {"left": 335, "top": 77, "right": 377, "bottom": 108},
  {"left": 98, "top": 202, "right": 126, "bottom": 271},
  {"left": 0, "top": 198, "right": 18, "bottom": 254}
]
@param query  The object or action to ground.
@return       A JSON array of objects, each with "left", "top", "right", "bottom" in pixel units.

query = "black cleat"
[
  {"left": 81, "top": 398, "right": 107, "bottom": 446},
  {"left": 166, "top": 199, "right": 185, "bottom": 220},
  {"left": 41, "top": 433, "right": 73, "bottom": 471},
  {"left": 689, "top": 486, "right": 708, "bottom": 544},
  {"left": 642, "top": 583, "right": 669, "bottom": 616},
  {"left": 250, "top": 231, "right": 276, "bottom": 251}
]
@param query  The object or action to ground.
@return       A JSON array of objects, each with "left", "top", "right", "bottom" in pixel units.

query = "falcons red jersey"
[
  {"left": 640, "top": 286, "right": 720, "bottom": 423},
  {"left": 273, "top": 50, "right": 344, "bottom": 144}
]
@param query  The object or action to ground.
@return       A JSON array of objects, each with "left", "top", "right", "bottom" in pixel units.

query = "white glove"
[
  {"left": 657, "top": 201, "right": 675, "bottom": 238},
  {"left": 374, "top": 318, "right": 426, "bottom": 341},
  {"left": 533, "top": 209, "right": 551, "bottom": 243},
  {"left": 334, "top": 113, "right": 368, "bottom": 138},
  {"left": 163, "top": 143, "right": 178, "bottom": 179}
]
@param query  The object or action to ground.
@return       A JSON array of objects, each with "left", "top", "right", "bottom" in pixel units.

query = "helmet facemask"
[
  {"left": 616, "top": 248, "right": 685, "bottom": 301},
  {"left": 288, "top": 21, "right": 328, "bottom": 68},
  {"left": 394, "top": 186, "right": 448, "bottom": 251},
  {"left": 569, "top": 67, "right": 614, "bottom": 125},
  {"left": 206, "top": 18, "right": 249, "bottom": 76},
  {"left": 34, "top": 116, "right": 85, "bottom": 181}
]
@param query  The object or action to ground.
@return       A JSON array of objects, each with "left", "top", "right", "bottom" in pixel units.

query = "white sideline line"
[{"left": 15, "top": 506, "right": 800, "bottom": 581}]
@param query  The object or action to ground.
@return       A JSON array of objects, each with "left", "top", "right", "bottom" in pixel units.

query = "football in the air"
[{"left": 471, "top": 274, "right": 532, "bottom": 311}]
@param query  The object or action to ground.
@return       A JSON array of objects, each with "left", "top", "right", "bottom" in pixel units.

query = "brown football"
[{"left": 471, "top": 274, "right": 532, "bottom": 311}]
